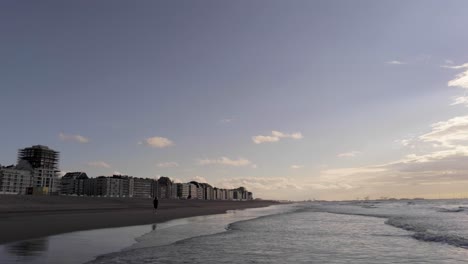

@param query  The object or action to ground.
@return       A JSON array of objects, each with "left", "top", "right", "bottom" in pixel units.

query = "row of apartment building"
[
  {"left": 0, "top": 145, "right": 253, "bottom": 200},
  {"left": 61, "top": 173, "right": 253, "bottom": 200}
]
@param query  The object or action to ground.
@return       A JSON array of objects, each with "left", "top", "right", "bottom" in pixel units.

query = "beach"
[{"left": 0, "top": 195, "right": 278, "bottom": 244}]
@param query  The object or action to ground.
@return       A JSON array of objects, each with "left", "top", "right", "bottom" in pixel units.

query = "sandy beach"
[{"left": 0, "top": 195, "right": 278, "bottom": 244}]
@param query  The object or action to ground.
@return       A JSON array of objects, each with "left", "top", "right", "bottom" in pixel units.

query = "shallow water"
[
  {"left": 0, "top": 204, "right": 296, "bottom": 264},
  {"left": 3, "top": 200, "right": 468, "bottom": 263},
  {"left": 89, "top": 201, "right": 468, "bottom": 264}
]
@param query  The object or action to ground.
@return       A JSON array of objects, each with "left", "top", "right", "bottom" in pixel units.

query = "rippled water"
[
  {"left": 90, "top": 200, "right": 468, "bottom": 264},
  {"left": 3, "top": 200, "right": 468, "bottom": 263}
]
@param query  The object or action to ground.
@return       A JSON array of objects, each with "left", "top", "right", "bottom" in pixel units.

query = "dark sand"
[{"left": 0, "top": 195, "right": 278, "bottom": 244}]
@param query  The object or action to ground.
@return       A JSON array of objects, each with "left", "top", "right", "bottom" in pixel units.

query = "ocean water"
[{"left": 3, "top": 200, "right": 468, "bottom": 263}]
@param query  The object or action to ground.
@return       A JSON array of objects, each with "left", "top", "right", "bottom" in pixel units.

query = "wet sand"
[{"left": 0, "top": 195, "right": 278, "bottom": 244}]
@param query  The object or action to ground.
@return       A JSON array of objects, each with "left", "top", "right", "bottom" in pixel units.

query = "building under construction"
[
  {"left": 18, "top": 145, "right": 59, "bottom": 170},
  {"left": 18, "top": 145, "right": 60, "bottom": 194}
]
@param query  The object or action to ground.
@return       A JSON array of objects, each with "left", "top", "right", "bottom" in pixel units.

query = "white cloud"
[
  {"left": 113, "top": 171, "right": 123, "bottom": 175},
  {"left": 386, "top": 60, "right": 406, "bottom": 65},
  {"left": 190, "top": 176, "right": 208, "bottom": 183},
  {"left": 88, "top": 161, "right": 111, "bottom": 168},
  {"left": 140, "top": 136, "right": 174, "bottom": 148},
  {"left": 291, "top": 165, "right": 304, "bottom": 169},
  {"left": 337, "top": 151, "right": 361, "bottom": 158},
  {"left": 59, "top": 132, "right": 89, "bottom": 143},
  {"left": 252, "top": 130, "right": 303, "bottom": 144},
  {"left": 198, "top": 157, "right": 252, "bottom": 167},
  {"left": 157, "top": 162, "right": 179, "bottom": 168}
]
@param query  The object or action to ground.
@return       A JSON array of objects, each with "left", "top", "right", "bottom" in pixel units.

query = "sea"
[{"left": 2, "top": 199, "right": 468, "bottom": 263}]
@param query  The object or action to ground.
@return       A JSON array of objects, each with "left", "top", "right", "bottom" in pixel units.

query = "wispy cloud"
[
  {"left": 337, "top": 151, "right": 361, "bottom": 158},
  {"left": 451, "top": 96, "right": 468, "bottom": 106},
  {"left": 291, "top": 165, "right": 304, "bottom": 169},
  {"left": 418, "top": 116, "right": 468, "bottom": 147},
  {"left": 59, "top": 132, "right": 89, "bottom": 143},
  {"left": 319, "top": 115, "right": 468, "bottom": 193},
  {"left": 198, "top": 157, "right": 252, "bottom": 167},
  {"left": 139, "top": 136, "right": 174, "bottom": 148},
  {"left": 88, "top": 161, "right": 111, "bottom": 168},
  {"left": 157, "top": 162, "right": 179, "bottom": 168},
  {"left": 252, "top": 130, "right": 303, "bottom": 144},
  {"left": 386, "top": 60, "right": 406, "bottom": 65},
  {"left": 395, "top": 138, "right": 412, "bottom": 147},
  {"left": 307, "top": 62, "right": 468, "bottom": 198},
  {"left": 218, "top": 177, "right": 303, "bottom": 191},
  {"left": 219, "top": 118, "right": 233, "bottom": 124},
  {"left": 442, "top": 62, "right": 468, "bottom": 106}
]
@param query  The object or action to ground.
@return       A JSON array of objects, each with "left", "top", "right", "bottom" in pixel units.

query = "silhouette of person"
[{"left": 153, "top": 197, "right": 159, "bottom": 214}]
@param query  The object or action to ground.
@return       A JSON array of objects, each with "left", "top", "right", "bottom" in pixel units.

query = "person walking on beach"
[{"left": 153, "top": 197, "right": 159, "bottom": 214}]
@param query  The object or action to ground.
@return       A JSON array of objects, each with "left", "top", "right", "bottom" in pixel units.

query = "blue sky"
[{"left": 1, "top": 1, "right": 468, "bottom": 200}]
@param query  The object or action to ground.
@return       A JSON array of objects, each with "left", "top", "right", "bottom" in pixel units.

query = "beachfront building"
[
  {"left": 18, "top": 145, "right": 60, "bottom": 194},
  {"left": 189, "top": 181, "right": 205, "bottom": 199},
  {"left": 0, "top": 160, "right": 33, "bottom": 195},
  {"left": 118, "top": 175, "right": 135, "bottom": 197},
  {"left": 201, "top": 183, "right": 214, "bottom": 200},
  {"left": 61, "top": 172, "right": 88, "bottom": 195},
  {"left": 94, "top": 176, "right": 124, "bottom": 197},
  {"left": 177, "top": 183, "right": 190, "bottom": 199},
  {"left": 133, "top": 178, "right": 152, "bottom": 198},
  {"left": 188, "top": 182, "right": 198, "bottom": 199},
  {"left": 169, "top": 183, "right": 177, "bottom": 199},
  {"left": 227, "top": 189, "right": 234, "bottom": 200},
  {"left": 214, "top": 188, "right": 227, "bottom": 200},
  {"left": 157, "top": 176, "right": 173, "bottom": 199}
]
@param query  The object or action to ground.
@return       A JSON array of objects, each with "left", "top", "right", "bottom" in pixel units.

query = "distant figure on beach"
[{"left": 153, "top": 197, "right": 159, "bottom": 214}]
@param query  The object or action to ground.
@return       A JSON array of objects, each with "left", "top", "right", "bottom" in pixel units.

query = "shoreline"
[{"left": 0, "top": 195, "right": 279, "bottom": 245}]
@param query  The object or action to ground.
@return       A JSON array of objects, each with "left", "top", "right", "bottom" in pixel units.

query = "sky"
[{"left": 1, "top": 0, "right": 468, "bottom": 200}]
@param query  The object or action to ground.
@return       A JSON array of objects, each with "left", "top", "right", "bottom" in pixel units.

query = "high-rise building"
[{"left": 18, "top": 145, "right": 60, "bottom": 194}]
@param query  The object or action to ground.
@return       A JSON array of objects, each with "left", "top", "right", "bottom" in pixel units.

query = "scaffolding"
[{"left": 18, "top": 145, "right": 59, "bottom": 170}]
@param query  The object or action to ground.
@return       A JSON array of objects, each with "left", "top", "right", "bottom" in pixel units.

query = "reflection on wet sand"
[{"left": 6, "top": 238, "right": 48, "bottom": 257}]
